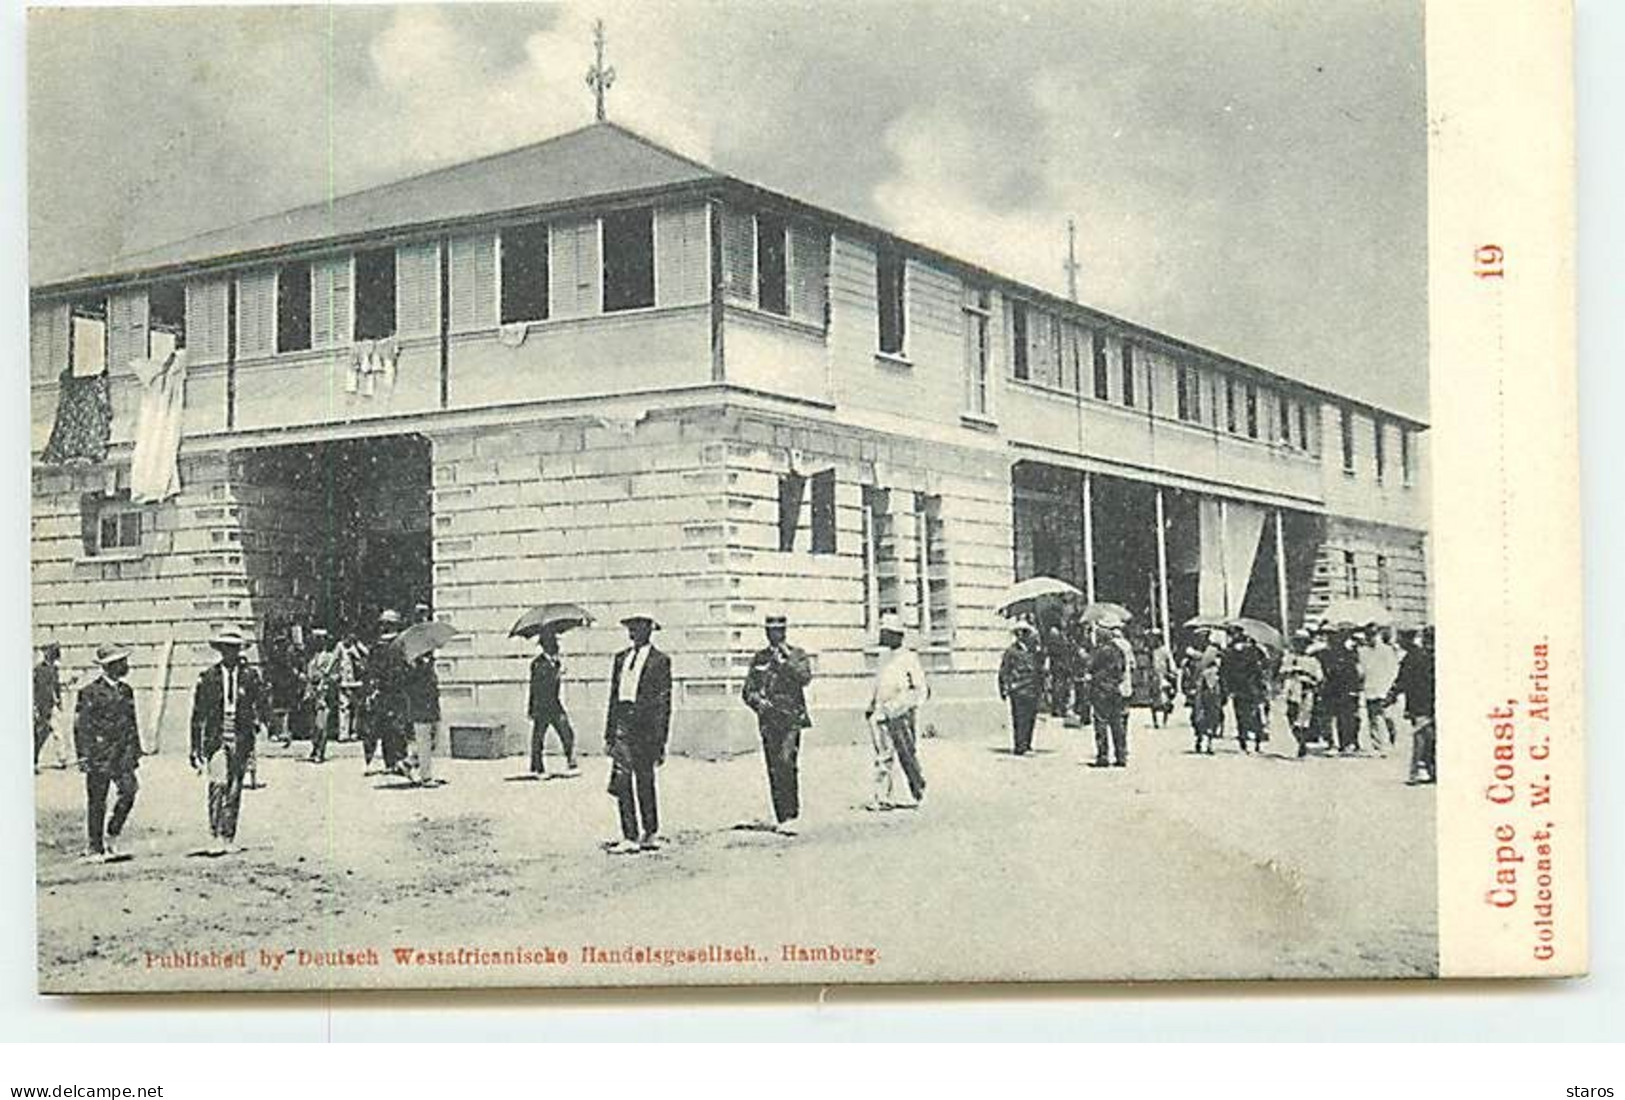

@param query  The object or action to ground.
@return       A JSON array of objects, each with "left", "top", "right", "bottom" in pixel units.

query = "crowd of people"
[{"left": 33, "top": 602, "right": 1433, "bottom": 867}]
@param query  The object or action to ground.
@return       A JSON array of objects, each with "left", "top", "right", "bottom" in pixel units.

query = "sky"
[{"left": 26, "top": 0, "right": 1428, "bottom": 416}]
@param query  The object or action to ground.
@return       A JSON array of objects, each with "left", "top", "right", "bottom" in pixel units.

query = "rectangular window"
[
  {"left": 1120, "top": 342, "right": 1136, "bottom": 408},
  {"left": 862, "top": 486, "right": 901, "bottom": 633},
  {"left": 1011, "top": 301, "right": 1030, "bottom": 380},
  {"left": 276, "top": 260, "right": 313, "bottom": 352},
  {"left": 776, "top": 472, "right": 807, "bottom": 552},
  {"left": 500, "top": 222, "right": 550, "bottom": 324},
  {"left": 1340, "top": 407, "right": 1356, "bottom": 473},
  {"left": 809, "top": 469, "right": 837, "bottom": 555},
  {"left": 1278, "top": 395, "right": 1293, "bottom": 445},
  {"left": 1176, "top": 365, "right": 1192, "bottom": 421},
  {"left": 1343, "top": 549, "right": 1360, "bottom": 597},
  {"left": 148, "top": 281, "right": 186, "bottom": 358},
  {"left": 1401, "top": 428, "right": 1414, "bottom": 487},
  {"left": 353, "top": 248, "right": 396, "bottom": 340},
  {"left": 756, "top": 212, "right": 789, "bottom": 316},
  {"left": 916, "top": 492, "right": 952, "bottom": 646},
  {"left": 1376, "top": 554, "right": 1392, "bottom": 603},
  {"left": 602, "top": 207, "right": 656, "bottom": 312},
  {"left": 1245, "top": 384, "right": 1259, "bottom": 438},
  {"left": 1298, "top": 403, "right": 1311, "bottom": 451},
  {"left": 1373, "top": 418, "right": 1387, "bottom": 482},
  {"left": 1225, "top": 378, "right": 1238, "bottom": 433},
  {"left": 82, "top": 492, "right": 146, "bottom": 557},
  {"left": 69, "top": 297, "right": 107, "bottom": 377},
  {"left": 962, "top": 287, "right": 992, "bottom": 416},
  {"left": 876, "top": 250, "right": 906, "bottom": 356},
  {"left": 1092, "top": 333, "right": 1110, "bottom": 400}
]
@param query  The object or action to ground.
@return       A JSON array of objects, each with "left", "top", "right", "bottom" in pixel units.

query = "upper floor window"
[
  {"left": 354, "top": 248, "right": 396, "bottom": 340},
  {"left": 1298, "top": 403, "right": 1312, "bottom": 452},
  {"left": 1373, "top": 418, "right": 1387, "bottom": 482},
  {"left": 876, "top": 250, "right": 907, "bottom": 357},
  {"left": 1277, "top": 395, "right": 1293, "bottom": 445},
  {"left": 277, "top": 260, "right": 313, "bottom": 353},
  {"left": 1225, "top": 377, "right": 1239, "bottom": 433},
  {"left": 1010, "top": 301, "right": 1030, "bottom": 380},
  {"left": 1120, "top": 342, "right": 1137, "bottom": 408},
  {"left": 756, "top": 212, "right": 789, "bottom": 316},
  {"left": 1400, "top": 428, "right": 1414, "bottom": 487},
  {"left": 1092, "top": 333, "right": 1110, "bottom": 400},
  {"left": 602, "top": 207, "right": 656, "bottom": 313},
  {"left": 1245, "top": 384, "right": 1259, "bottom": 439},
  {"left": 1176, "top": 364, "right": 1195, "bottom": 422},
  {"left": 1340, "top": 407, "right": 1356, "bottom": 474},
  {"left": 68, "top": 296, "right": 107, "bottom": 377},
  {"left": 962, "top": 287, "right": 992, "bottom": 417},
  {"left": 500, "top": 222, "right": 550, "bottom": 324},
  {"left": 148, "top": 281, "right": 186, "bottom": 358},
  {"left": 1342, "top": 549, "right": 1360, "bottom": 597}
]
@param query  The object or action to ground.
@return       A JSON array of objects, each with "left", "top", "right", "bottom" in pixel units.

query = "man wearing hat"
[
  {"left": 1219, "top": 625, "right": 1270, "bottom": 754},
  {"left": 366, "top": 610, "right": 412, "bottom": 775},
  {"left": 74, "top": 643, "right": 143, "bottom": 860},
  {"left": 742, "top": 612, "right": 814, "bottom": 835},
  {"left": 304, "top": 630, "right": 338, "bottom": 764},
  {"left": 865, "top": 613, "right": 928, "bottom": 809},
  {"left": 528, "top": 629, "right": 579, "bottom": 777},
  {"left": 997, "top": 619, "right": 1044, "bottom": 756},
  {"left": 33, "top": 641, "right": 64, "bottom": 772},
  {"left": 190, "top": 627, "right": 270, "bottom": 854},
  {"left": 603, "top": 612, "right": 672, "bottom": 853},
  {"left": 1085, "top": 619, "right": 1134, "bottom": 767}
]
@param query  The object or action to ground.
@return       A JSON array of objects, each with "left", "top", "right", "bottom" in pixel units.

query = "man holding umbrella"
[
  {"left": 742, "top": 612, "right": 814, "bottom": 835},
  {"left": 189, "top": 627, "right": 269, "bottom": 855},
  {"left": 604, "top": 612, "right": 672, "bottom": 853},
  {"left": 513, "top": 604, "right": 593, "bottom": 778},
  {"left": 75, "top": 643, "right": 143, "bottom": 861}
]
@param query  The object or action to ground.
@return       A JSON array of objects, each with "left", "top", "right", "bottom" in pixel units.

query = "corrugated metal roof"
[{"left": 92, "top": 122, "right": 720, "bottom": 281}]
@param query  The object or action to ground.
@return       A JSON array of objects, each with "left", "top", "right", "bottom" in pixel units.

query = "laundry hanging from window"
[
  {"left": 129, "top": 348, "right": 188, "bottom": 503},
  {"left": 41, "top": 367, "right": 113, "bottom": 465}
]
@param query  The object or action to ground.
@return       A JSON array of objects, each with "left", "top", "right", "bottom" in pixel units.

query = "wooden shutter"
[
  {"left": 548, "top": 219, "right": 601, "bottom": 319},
  {"left": 396, "top": 241, "right": 440, "bottom": 338},
  {"left": 449, "top": 233, "right": 496, "bottom": 332},
  {"left": 310, "top": 256, "right": 352, "bottom": 350},
  {"left": 236, "top": 270, "right": 276, "bottom": 359},
  {"left": 655, "top": 204, "right": 708, "bottom": 307},
  {"left": 30, "top": 302, "right": 69, "bottom": 381},
  {"left": 788, "top": 224, "right": 829, "bottom": 327},
  {"left": 105, "top": 289, "right": 149, "bottom": 373},
  {"left": 185, "top": 279, "right": 228, "bottom": 363},
  {"left": 720, "top": 205, "right": 755, "bottom": 305}
]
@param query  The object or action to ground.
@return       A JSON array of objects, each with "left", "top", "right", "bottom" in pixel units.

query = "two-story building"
[{"left": 28, "top": 122, "right": 1430, "bottom": 755}]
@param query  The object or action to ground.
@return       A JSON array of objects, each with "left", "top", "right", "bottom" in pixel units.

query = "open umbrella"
[
  {"left": 396, "top": 620, "right": 459, "bottom": 662},
  {"left": 997, "top": 576, "right": 1081, "bottom": 615},
  {"left": 1228, "top": 617, "right": 1285, "bottom": 652},
  {"left": 1319, "top": 598, "right": 1392, "bottom": 630},
  {"left": 509, "top": 602, "right": 595, "bottom": 639},
  {"left": 1079, "top": 601, "right": 1133, "bottom": 626},
  {"left": 1184, "top": 614, "right": 1229, "bottom": 630}
]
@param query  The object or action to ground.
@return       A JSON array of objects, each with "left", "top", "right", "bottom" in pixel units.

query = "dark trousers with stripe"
[{"left": 758, "top": 720, "right": 802, "bottom": 823}]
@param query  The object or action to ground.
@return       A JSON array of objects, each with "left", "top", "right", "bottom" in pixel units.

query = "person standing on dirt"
[
  {"left": 997, "top": 620, "right": 1044, "bottom": 756},
  {"left": 603, "top": 612, "right": 672, "bottom": 854},
  {"left": 334, "top": 629, "right": 368, "bottom": 747},
  {"left": 742, "top": 612, "right": 814, "bottom": 836},
  {"left": 74, "top": 644, "right": 143, "bottom": 861},
  {"left": 865, "top": 613, "right": 929, "bottom": 810},
  {"left": 304, "top": 630, "right": 338, "bottom": 764},
  {"left": 367, "top": 610, "right": 412, "bottom": 776},
  {"left": 189, "top": 628, "right": 269, "bottom": 856},
  {"left": 33, "top": 642, "right": 63, "bottom": 772},
  {"left": 528, "top": 629, "right": 579, "bottom": 777}
]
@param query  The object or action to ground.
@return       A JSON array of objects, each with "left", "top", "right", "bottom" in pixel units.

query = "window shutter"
[
  {"left": 106, "top": 289, "right": 149, "bottom": 373},
  {"left": 788, "top": 224, "right": 829, "bottom": 327},
  {"left": 449, "top": 233, "right": 496, "bottom": 333},
  {"left": 720, "top": 206, "right": 755, "bottom": 305},
  {"left": 184, "top": 279, "right": 228, "bottom": 363},
  {"left": 549, "top": 219, "right": 601, "bottom": 319},
  {"left": 236, "top": 270, "right": 276, "bottom": 358},
  {"left": 396, "top": 241, "right": 440, "bottom": 338},
  {"left": 30, "top": 302, "right": 69, "bottom": 380},
  {"left": 655, "top": 204, "right": 708, "bottom": 307},
  {"left": 310, "top": 256, "right": 351, "bottom": 350}
]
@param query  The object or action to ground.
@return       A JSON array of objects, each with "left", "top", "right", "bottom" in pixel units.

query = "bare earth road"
[{"left": 33, "top": 710, "right": 1436, "bottom": 992}]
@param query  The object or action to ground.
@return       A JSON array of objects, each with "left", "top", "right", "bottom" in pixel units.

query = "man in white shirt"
[
  {"left": 1358, "top": 625, "right": 1402, "bottom": 754},
  {"left": 865, "top": 613, "right": 928, "bottom": 810},
  {"left": 603, "top": 612, "right": 672, "bottom": 854}
]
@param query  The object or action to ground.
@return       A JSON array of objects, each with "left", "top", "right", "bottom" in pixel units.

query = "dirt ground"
[{"left": 32, "top": 708, "right": 1436, "bottom": 992}]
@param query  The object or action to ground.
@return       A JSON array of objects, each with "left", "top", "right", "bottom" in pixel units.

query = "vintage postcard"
[{"left": 24, "top": 0, "right": 1582, "bottom": 992}]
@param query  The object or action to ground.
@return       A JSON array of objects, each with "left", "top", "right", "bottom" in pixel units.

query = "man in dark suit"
[
  {"left": 367, "top": 610, "right": 412, "bottom": 776},
  {"left": 604, "top": 612, "right": 672, "bottom": 854},
  {"left": 189, "top": 627, "right": 269, "bottom": 855},
  {"left": 742, "top": 612, "right": 813, "bottom": 835},
  {"left": 1086, "top": 621, "right": 1134, "bottom": 768},
  {"left": 34, "top": 641, "right": 63, "bottom": 772},
  {"left": 998, "top": 620, "right": 1044, "bottom": 756},
  {"left": 528, "top": 629, "right": 579, "bottom": 777},
  {"left": 75, "top": 644, "right": 142, "bottom": 861}
]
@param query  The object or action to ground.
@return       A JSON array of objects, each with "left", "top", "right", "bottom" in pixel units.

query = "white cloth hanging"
[
  {"left": 499, "top": 322, "right": 529, "bottom": 348},
  {"left": 129, "top": 349, "right": 188, "bottom": 503}
]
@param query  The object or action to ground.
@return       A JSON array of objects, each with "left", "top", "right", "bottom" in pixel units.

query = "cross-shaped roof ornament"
[{"left": 585, "top": 19, "right": 615, "bottom": 122}]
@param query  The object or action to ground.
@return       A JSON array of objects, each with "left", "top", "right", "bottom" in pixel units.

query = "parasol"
[
  {"left": 1318, "top": 598, "right": 1392, "bottom": 630},
  {"left": 1079, "top": 601, "right": 1133, "bottom": 626},
  {"left": 996, "top": 576, "right": 1081, "bottom": 615},
  {"left": 1228, "top": 617, "right": 1285, "bottom": 652},
  {"left": 509, "top": 602, "right": 596, "bottom": 639},
  {"left": 396, "top": 620, "right": 459, "bottom": 663}
]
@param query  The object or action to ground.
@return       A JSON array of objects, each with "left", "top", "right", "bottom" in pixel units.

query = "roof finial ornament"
[
  {"left": 586, "top": 19, "right": 616, "bottom": 122},
  {"left": 1064, "top": 217, "right": 1081, "bottom": 302}
]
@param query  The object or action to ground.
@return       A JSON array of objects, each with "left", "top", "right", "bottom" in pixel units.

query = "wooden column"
[
  {"left": 1155, "top": 487, "right": 1171, "bottom": 637},
  {"left": 1274, "top": 507, "right": 1291, "bottom": 634},
  {"left": 1081, "top": 471, "right": 1096, "bottom": 602}
]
